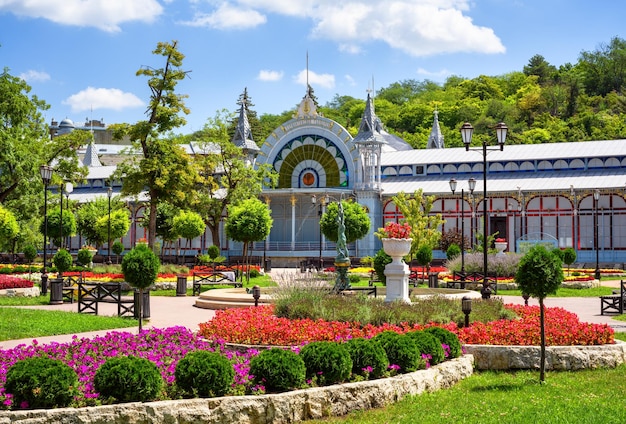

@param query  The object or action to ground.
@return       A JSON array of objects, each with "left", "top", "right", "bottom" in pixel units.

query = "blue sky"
[{"left": 1, "top": 0, "right": 624, "bottom": 134}]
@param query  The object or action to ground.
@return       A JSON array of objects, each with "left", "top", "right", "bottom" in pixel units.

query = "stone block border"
[
  {"left": 465, "top": 340, "right": 626, "bottom": 370},
  {"left": 0, "top": 355, "right": 473, "bottom": 424}
]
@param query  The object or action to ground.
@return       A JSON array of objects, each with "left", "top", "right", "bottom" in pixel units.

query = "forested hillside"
[{"left": 250, "top": 36, "right": 626, "bottom": 149}]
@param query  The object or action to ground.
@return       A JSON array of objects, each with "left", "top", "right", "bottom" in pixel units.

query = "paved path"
[{"left": 2, "top": 271, "right": 624, "bottom": 351}]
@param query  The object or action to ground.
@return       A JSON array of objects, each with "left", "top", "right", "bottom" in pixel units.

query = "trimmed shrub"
[
  {"left": 5, "top": 357, "right": 78, "bottom": 409},
  {"left": 299, "top": 341, "right": 352, "bottom": 385},
  {"left": 175, "top": 350, "right": 234, "bottom": 398},
  {"left": 446, "top": 243, "right": 461, "bottom": 260},
  {"left": 406, "top": 330, "right": 445, "bottom": 365},
  {"left": 23, "top": 245, "right": 37, "bottom": 264},
  {"left": 112, "top": 240, "right": 124, "bottom": 257},
  {"left": 345, "top": 337, "right": 389, "bottom": 379},
  {"left": 424, "top": 327, "right": 462, "bottom": 359},
  {"left": 372, "top": 331, "right": 423, "bottom": 372},
  {"left": 373, "top": 249, "right": 391, "bottom": 284},
  {"left": 207, "top": 245, "right": 220, "bottom": 259},
  {"left": 121, "top": 244, "right": 160, "bottom": 290},
  {"left": 77, "top": 248, "right": 94, "bottom": 267},
  {"left": 53, "top": 248, "right": 73, "bottom": 275},
  {"left": 249, "top": 348, "right": 306, "bottom": 393},
  {"left": 94, "top": 356, "right": 163, "bottom": 403}
]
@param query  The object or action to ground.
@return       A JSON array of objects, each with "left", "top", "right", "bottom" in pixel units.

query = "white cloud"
[
  {"left": 344, "top": 74, "right": 356, "bottom": 86},
  {"left": 208, "top": 0, "right": 503, "bottom": 56},
  {"left": 416, "top": 67, "right": 453, "bottom": 80},
  {"left": 0, "top": 0, "right": 162, "bottom": 32},
  {"left": 62, "top": 87, "right": 144, "bottom": 112},
  {"left": 19, "top": 70, "right": 50, "bottom": 83},
  {"left": 257, "top": 70, "right": 284, "bottom": 81},
  {"left": 182, "top": 3, "right": 266, "bottom": 29},
  {"left": 294, "top": 69, "right": 335, "bottom": 89}
]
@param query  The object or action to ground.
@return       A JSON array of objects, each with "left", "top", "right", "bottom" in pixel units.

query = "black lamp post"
[
  {"left": 450, "top": 178, "right": 476, "bottom": 276},
  {"left": 65, "top": 183, "right": 73, "bottom": 251},
  {"left": 461, "top": 296, "right": 472, "bottom": 328},
  {"left": 594, "top": 189, "right": 601, "bottom": 280},
  {"left": 107, "top": 186, "right": 113, "bottom": 265},
  {"left": 40, "top": 165, "right": 53, "bottom": 295},
  {"left": 59, "top": 183, "right": 64, "bottom": 249},
  {"left": 461, "top": 121, "right": 508, "bottom": 299},
  {"left": 311, "top": 194, "right": 327, "bottom": 271}
]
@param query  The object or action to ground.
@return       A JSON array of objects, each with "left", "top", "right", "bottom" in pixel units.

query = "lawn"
[{"left": 307, "top": 365, "right": 626, "bottom": 423}]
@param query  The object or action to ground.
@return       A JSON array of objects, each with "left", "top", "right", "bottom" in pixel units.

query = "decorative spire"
[
  {"left": 82, "top": 139, "right": 102, "bottom": 167},
  {"left": 353, "top": 92, "right": 387, "bottom": 145},
  {"left": 426, "top": 110, "right": 445, "bottom": 149},
  {"left": 232, "top": 88, "right": 259, "bottom": 166}
]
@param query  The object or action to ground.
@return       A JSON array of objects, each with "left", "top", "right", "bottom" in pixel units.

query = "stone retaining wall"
[
  {"left": 465, "top": 340, "right": 626, "bottom": 370},
  {"left": 0, "top": 355, "right": 473, "bottom": 424}
]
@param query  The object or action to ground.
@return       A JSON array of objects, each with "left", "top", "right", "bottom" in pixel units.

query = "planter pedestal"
[{"left": 382, "top": 238, "right": 412, "bottom": 303}]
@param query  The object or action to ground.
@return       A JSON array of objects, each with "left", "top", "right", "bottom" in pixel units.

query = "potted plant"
[
  {"left": 494, "top": 238, "right": 507, "bottom": 255},
  {"left": 375, "top": 222, "right": 412, "bottom": 265}
]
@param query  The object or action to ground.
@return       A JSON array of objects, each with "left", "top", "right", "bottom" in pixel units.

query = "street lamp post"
[
  {"left": 59, "top": 183, "right": 64, "bottom": 249},
  {"left": 40, "top": 165, "right": 53, "bottom": 295},
  {"left": 107, "top": 186, "right": 113, "bottom": 265},
  {"left": 65, "top": 183, "right": 73, "bottom": 252},
  {"left": 449, "top": 178, "right": 476, "bottom": 276},
  {"left": 460, "top": 121, "right": 508, "bottom": 299},
  {"left": 594, "top": 189, "right": 601, "bottom": 280},
  {"left": 311, "top": 194, "right": 327, "bottom": 271}
]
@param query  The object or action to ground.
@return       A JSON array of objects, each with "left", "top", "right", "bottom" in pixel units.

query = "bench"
[
  {"left": 368, "top": 270, "right": 382, "bottom": 286},
  {"left": 337, "top": 286, "right": 377, "bottom": 298},
  {"left": 62, "top": 275, "right": 83, "bottom": 303},
  {"left": 192, "top": 270, "right": 241, "bottom": 295},
  {"left": 77, "top": 282, "right": 136, "bottom": 317},
  {"left": 600, "top": 280, "right": 626, "bottom": 315}
]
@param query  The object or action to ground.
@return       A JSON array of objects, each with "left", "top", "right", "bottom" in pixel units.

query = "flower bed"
[
  {"left": 0, "top": 327, "right": 256, "bottom": 408},
  {"left": 198, "top": 304, "right": 614, "bottom": 347},
  {"left": 0, "top": 275, "right": 33, "bottom": 290}
]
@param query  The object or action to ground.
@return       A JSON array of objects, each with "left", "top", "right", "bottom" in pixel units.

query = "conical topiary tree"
[
  {"left": 515, "top": 245, "right": 563, "bottom": 383},
  {"left": 121, "top": 244, "right": 160, "bottom": 331}
]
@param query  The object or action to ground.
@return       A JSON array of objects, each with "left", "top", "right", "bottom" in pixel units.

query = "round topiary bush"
[
  {"left": 249, "top": 347, "right": 306, "bottom": 393},
  {"left": 446, "top": 243, "right": 461, "bottom": 260},
  {"left": 5, "top": 357, "right": 78, "bottom": 409},
  {"left": 77, "top": 248, "right": 94, "bottom": 267},
  {"left": 53, "top": 248, "right": 73, "bottom": 276},
  {"left": 121, "top": 244, "right": 160, "bottom": 290},
  {"left": 299, "top": 341, "right": 352, "bottom": 386},
  {"left": 175, "top": 350, "right": 234, "bottom": 398},
  {"left": 372, "top": 331, "right": 423, "bottom": 373},
  {"left": 207, "top": 245, "right": 220, "bottom": 259},
  {"left": 424, "top": 326, "right": 462, "bottom": 359},
  {"left": 373, "top": 249, "right": 391, "bottom": 284},
  {"left": 405, "top": 330, "right": 446, "bottom": 365},
  {"left": 94, "top": 355, "right": 163, "bottom": 403},
  {"left": 344, "top": 337, "right": 389, "bottom": 379},
  {"left": 23, "top": 245, "right": 37, "bottom": 264}
]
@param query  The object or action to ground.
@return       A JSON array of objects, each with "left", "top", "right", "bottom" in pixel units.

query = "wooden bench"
[
  {"left": 600, "top": 280, "right": 626, "bottom": 315},
  {"left": 192, "top": 270, "right": 241, "bottom": 295},
  {"left": 77, "top": 282, "right": 135, "bottom": 317},
  {"left": 337, "top": 286, "right": 377, "bottom": 298},
  {"left": 368, "top": 270, "right": 382, "bottom": 286},
  {"left": 62, "top": 275, "right": 83, "bottom": 303}
]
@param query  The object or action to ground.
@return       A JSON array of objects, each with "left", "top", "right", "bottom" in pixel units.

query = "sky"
[{"left": 2, "top": 0, "right": 625, "bottom": 134}]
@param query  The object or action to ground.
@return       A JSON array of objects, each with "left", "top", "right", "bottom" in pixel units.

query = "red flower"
[{"left": 375, "top": 222, "right": 412, "bottom": 239}]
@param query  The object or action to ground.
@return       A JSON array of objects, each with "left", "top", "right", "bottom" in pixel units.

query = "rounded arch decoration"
[{"left": 273, "top": 135, "right": 349, "bottom": 189}]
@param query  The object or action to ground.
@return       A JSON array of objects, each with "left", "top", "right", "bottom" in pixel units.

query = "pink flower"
[{"left": 375, "top": 222, "right": 412, "bottom": 239}]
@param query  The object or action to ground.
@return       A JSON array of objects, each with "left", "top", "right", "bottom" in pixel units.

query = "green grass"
[
  {"left": 0, "top": 307, "right": 137, "bottom": 341},
  {"left": 309, "top": 365, "right": 626, "bottom": 423}
]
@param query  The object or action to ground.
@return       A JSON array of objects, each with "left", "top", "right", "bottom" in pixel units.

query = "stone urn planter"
[
  {"left": 381, "top": 238, "right": 412, "bottom": 303},
  {"left": 495, "top": 240, "right": 507, "bottom": 256},
  {"left": 382, "top": 238, "right": 412, "bottom": 265}
]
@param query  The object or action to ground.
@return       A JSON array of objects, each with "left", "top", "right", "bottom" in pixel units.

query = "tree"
[
  {"left": 319, "top": 200, "right": 371, "bottom": 250},
  {"left": 76, "top": 197, "right": 126, "bottom": 248},
  {"left": 515, "top": 245, "right": 564, "bottom": 382},
  {"left": 40, "top": 206, "right": 77, "bottom": 248},
  {"left": 189, "top": 110, "right": 277, "bottom": 249},
  {"left": 0, "top": 205, "right": 19, "bottom": 253},
  {"left": 391, "top": 190, "right": 445, "bottom": 259},
  {"left": 111, "top": 40, "right": 197, "bottom": 250},
  {"left": 141, "top": 202, "right": 180, "bottom": 258},
  {"left": 225, "top": 198, "right": 272, "bottom": 284},
  {"left": 94, "top": 208, "right": 130, "bottom": 253},
  {"left": 122, "top": 244, "right": 160, "bottom": 331},
  {"left": 172, "top": 210, "right": 205, "bottom": 263},
  {"left": 562, "top": 247, "right": 577, "bottom": 275}
]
